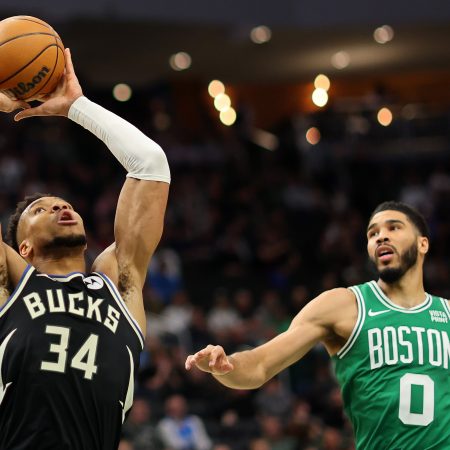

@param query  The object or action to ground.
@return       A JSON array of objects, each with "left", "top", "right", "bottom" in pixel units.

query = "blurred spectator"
[
  {"left": 210, "top": 409, "right": 258, "bottom": 450},
  {"left": 322, "top": 427, "right": 347, "bottom": 450},
  {"left": 148, "top": 248, "right": 184, "bottom": 305},
  {"left": 207, "top": 289, "right": 242, "bottom": 342},
  {"left": 157, "top": 394, "right": 213, "bottom": 450},
  {"left": 249, "top": 438, "right": 271, "bottom": 450},
  {"left": 254, "top": 377, "right": 294, "bottom": 420},
  {"left": 160, "top": 290, "right": 194, "bottom": 342},
  {"left": 256, "top": 415, "right": 298, "bottom": 450},
  {"left": 188, "top": 307, "right": 215, "bottom": 352},
  {"left": 118, "top": 438, "right": 135, "bottom": 450}
]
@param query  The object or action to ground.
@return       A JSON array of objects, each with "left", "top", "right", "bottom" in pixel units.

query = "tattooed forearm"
[{"left": 0, "top": 262, "right": 10, "bottom": 304}]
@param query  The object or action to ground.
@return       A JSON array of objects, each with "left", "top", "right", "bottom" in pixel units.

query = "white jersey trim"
[
  {"left": 35, "top": 272, "right": 85, "bottom": 282},
  {"left": 0, "top": 265, "right": 35, "bottom": 319},
  {"left": 0, "top": 328, "right": 16, "bottom": 405},
  {"left": 94, "top": 272, "right": 144, "bottom": 349},
  {"left": 337, "top": 286, "right": 366, "bottom": 359},
  {"left": 440, "top": 298, "right": 450, "bottom": 319},
  {"left": 369, "top": 281, "right": 432, "bottom": 313}
]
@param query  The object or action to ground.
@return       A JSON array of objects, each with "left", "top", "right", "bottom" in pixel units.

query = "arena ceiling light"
[
  {"left": 169, "top": 52, "right": 192, "bottom": 71},
  {"left": 373, "top": 25, "right": 394, "bottom": 44},
  {"left": 220, "top": 107, "right": 237, "bottom": 126},
  {"left": 250, "top": 25, "right": 272, "bottom": 44},
  {"left": 112, "top": 83, "right": 132, "bottom": 102},
  {"left": 312, "top": 88, "right": 328, "bottom": 107},
  {"left": 306, "top": 127, "right": 321, "bottom": 145},
  {"left": 377, "top": 107, "right": 393, "bottom": 126},
  {"left": 314, "top": 74, "right": 331, "bottom": 91},
  {"left": 208, "top": 80, "right": 225, "bottom": 98},
  {"left": 331, "top": 51, "right": 350, "bottom": 69},
  {"left": 214, "top": 93, "right": 231, "bottom": 112}
]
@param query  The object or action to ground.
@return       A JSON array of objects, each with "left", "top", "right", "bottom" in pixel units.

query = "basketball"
[{"left": 0, "top": 15, "right": 65, "bottom": 101}]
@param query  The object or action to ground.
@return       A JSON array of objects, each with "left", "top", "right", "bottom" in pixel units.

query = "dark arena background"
[{"left": 1, "top": 1, "right": 450, "bottom": 449}]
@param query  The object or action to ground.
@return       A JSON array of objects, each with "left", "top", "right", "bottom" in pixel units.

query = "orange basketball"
[{"left": 0, "top": 15, "right": 65, "bottom": 101}]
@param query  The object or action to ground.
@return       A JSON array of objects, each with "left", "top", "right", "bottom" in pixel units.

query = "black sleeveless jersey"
[{"left": 0, "top": 265, "right": 144, "bottom": 450}]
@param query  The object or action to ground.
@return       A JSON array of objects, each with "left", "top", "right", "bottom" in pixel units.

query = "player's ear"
[
  {"left": 19, "top": 240, "right": 33, "bottom": 259},
  {"left": 418, "top": 236, "right": 429, "bottom": 255}
]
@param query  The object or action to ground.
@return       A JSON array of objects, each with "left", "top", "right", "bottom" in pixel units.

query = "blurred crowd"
[{"left": 1, "top": 81, "right": 449, "bottom": 450}]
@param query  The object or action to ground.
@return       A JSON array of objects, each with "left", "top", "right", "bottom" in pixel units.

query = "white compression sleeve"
[{"left": 68, "top": 96, "right": 170, "bottom": 183}]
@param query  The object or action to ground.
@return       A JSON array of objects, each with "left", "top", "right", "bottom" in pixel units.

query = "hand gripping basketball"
[{"left": 13, "top": 48, "right": 83, "bottom": 121}]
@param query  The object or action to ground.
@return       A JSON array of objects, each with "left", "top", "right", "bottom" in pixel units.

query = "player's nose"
[
  {"left": 376, "top": 231, "right": 390, "bottom": 244},
  {"left": 51, "top": 202, "right": 69, "bottom": 212}
]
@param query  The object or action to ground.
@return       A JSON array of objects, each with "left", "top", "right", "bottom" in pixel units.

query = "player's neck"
[
  {"left": 377, "top": 266, "right": 426, "bottom": 308},
  {"left": 31, "top": 252, "right": 86, "bottom": 275}
]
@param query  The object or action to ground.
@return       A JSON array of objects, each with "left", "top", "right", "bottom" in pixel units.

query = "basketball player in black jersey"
[{"left": 0, "top": 48, "right": 170, "bottom": 449}]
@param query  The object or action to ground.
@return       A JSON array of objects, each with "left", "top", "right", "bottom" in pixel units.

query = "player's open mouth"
[
  {"left": 57, "top": 210, "right": 78, "bottom": 225},
  {"left": 376, "top": 245, "right": 394, "bottom": 263}
]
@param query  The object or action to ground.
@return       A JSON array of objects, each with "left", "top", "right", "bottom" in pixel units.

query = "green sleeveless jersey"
[{"left": 332, "top": 281, "right": 450, "bottom": 450}]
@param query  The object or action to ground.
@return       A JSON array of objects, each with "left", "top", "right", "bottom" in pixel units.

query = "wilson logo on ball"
[{"left": 6, "top": 66, "right": 50, "bottom": 98}]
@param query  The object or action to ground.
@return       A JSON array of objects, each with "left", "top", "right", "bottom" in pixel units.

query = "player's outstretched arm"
[{"left": 185, "top": 288, "right": 355, "bottom": 389}]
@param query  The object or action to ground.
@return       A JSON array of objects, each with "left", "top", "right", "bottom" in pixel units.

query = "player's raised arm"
[
  {"left": 62, "top": 53, "right": 169, "bottom": 334},
  {"left": 67, "top": 94, "right": 169, "bottom": 280},
  {"left": 185, "top": 288, "right": 356, "bottom": 389},
  {"left": 67, "top": 88, "right": 170, "bottom": 285}
]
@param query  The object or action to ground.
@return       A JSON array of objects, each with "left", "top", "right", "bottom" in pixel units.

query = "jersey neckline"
[
  {"left": 42, "top": 271, "right": 86, "bottom": 278},
  {"left": 369, "top": 280, "right": 432, "bottom": 313}
]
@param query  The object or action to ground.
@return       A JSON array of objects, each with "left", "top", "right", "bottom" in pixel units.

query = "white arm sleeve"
[{"left": 68, "top": 96, "right": 170, "bottom": 183}]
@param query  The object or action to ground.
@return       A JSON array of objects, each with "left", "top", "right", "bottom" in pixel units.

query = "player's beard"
[
  {"left": 370, "top": 241, "right": 419, "bottom": 284},
  {"left": 43, "top": 234, "right": 87, "bottom": 251}
]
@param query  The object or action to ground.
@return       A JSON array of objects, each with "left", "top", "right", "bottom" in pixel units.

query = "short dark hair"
[
  {"left": 6, "top": 193, "right": 52, "bottom": 252},
  {"left": 369, "top": 201, "right": 430, "bottom": 238}
]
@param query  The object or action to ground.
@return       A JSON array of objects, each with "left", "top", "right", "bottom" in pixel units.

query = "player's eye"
[{"left": 34, "top": 207, "right": 45, "bottom": 214}]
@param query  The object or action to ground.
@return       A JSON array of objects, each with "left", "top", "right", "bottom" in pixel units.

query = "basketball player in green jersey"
[{"left": 186, "top": 201, "right": 450, "bottom": 450}]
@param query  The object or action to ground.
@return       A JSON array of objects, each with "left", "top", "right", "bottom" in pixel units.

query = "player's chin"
[
  {"left": 377, "top": 260, "right": 397, "bottom": 271},
  {"left": 44, "top": 233, "right": 87, "bottom": 250},
  {"left": 51, "top": 224, "right": 86, "bottom": 239},
  {"left": 56, "top": 223, "right": 84, "bottom": 234}
]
